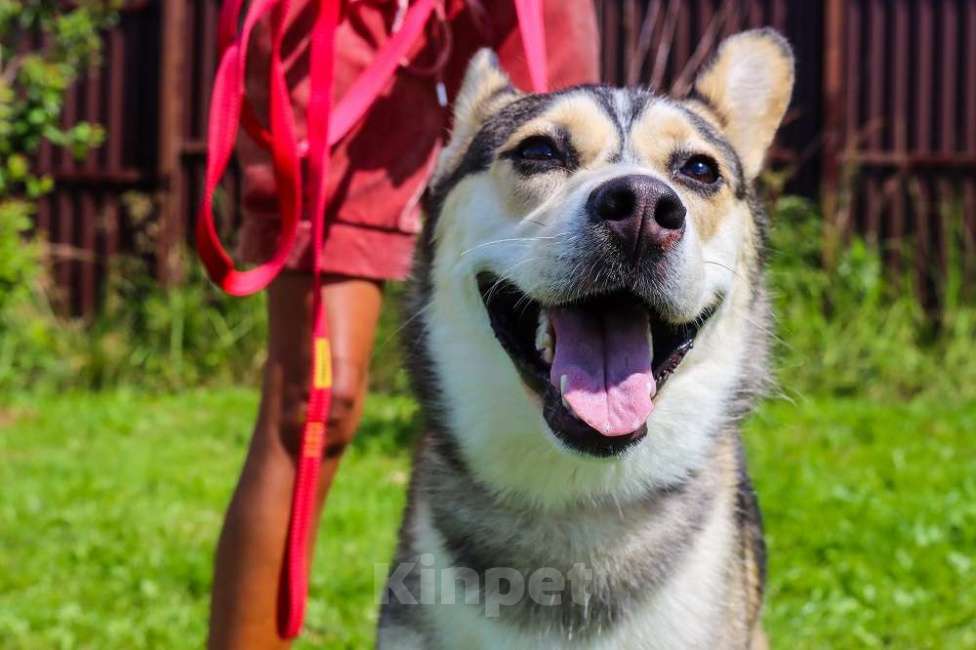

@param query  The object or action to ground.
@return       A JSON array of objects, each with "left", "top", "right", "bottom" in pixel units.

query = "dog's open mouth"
[{"left": 477, "top": 273, "right": 716, "bottom": 456}]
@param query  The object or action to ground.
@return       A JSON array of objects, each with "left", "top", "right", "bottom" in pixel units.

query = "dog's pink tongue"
[{"left": 549, "top": 304, "right": 655, "bottom": 436}]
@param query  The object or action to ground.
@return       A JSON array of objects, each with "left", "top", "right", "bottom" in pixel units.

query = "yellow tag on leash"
[{"left": 314, "top": 338, "right": 332, "bottom": 389}]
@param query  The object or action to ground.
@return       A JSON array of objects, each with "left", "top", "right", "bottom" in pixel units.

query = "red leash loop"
[{"left": 197, "top": 0, "right": 546, "bottom": 639}]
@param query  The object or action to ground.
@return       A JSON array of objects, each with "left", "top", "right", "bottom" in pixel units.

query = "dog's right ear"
[{"left": 452, "top": 49, "right": 516, "bottom": 131}]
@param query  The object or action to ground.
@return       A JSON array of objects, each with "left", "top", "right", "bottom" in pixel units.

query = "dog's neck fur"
[
  {"left": 421, "top": 421, "right": 739, "bottom": 627},
  {"left": 382, "top": 420, "right": 763, "bottom": 648}
]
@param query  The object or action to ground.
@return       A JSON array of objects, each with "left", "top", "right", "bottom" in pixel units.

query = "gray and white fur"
[{"left": 378, "top": 29, "right": 795, "bottom": 650}]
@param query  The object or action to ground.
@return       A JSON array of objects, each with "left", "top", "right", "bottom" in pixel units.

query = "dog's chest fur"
[{"left": 378, "top": 431, "right": 762, "bottom": 650}]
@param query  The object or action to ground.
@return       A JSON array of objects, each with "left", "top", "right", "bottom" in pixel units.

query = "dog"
[{"left": 377, "top": 28, "right": 794, "bottom": 649}]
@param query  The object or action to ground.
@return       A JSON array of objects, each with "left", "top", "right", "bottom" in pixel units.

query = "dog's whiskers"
[
  {"left": 458, "top": 232, "right": 570, "bottom": 258},
  {"left": 482, "top": 261, "right": 534, "bottom": 304},
  {"left": 376, "top": 300, "right": 433, "bottom": 350},
  {"left": 703, "top": 259, "right": 739, "bottom": 278},
  {"left": 485, "top": 258, "right": 541, "bottom": 302}
]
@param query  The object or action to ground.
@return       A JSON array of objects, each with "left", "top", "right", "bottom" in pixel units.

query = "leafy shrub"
[
  {"left": 80, "top": 250, "right": 268, "bottom": 390},
  {"left": 0, "top": 1, "right": 120, "bottom": 207},
  {"left": 0, "top": 206, "right": 70, "bottom": 390},
  {"left": 0, "top": 1, "right": 124, "bottom": 393},
  {"left": 768, "top": 196, "right": 976, "bottom": 402},
  {"left": 0, "top": 221, "right": 267, "bottom": 394}
]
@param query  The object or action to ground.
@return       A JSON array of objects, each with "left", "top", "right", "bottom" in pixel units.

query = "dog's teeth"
[
  {"left": 560, "top": 375, "right": 572, "bottom": 410},
  {"left": 647, "top": 326, "right": 654, "bottom": 363},
  {"left": 536, "top": 311, "right": 554, "bottom": 363},
  {"left": 541, "top": 344, "right": 554, "bottom": 364}
]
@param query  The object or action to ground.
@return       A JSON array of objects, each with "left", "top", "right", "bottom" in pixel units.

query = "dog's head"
[{"left": 410, "top": 30, "right": 794, "bottom": 506}]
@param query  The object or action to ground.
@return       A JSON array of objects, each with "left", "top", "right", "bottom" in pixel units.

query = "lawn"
[{"left": 1, "top": 389, "right": 973, "bottom": 649}]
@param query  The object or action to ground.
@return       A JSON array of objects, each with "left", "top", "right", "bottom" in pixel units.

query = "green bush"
[
  {"left": 0, "top": 1, "right": 126, "bottom": 392},
  {"left": 0, "top": 1, "right": 120, "bottom": 207},
  {"left": 0, "top": 221, "right": 268, "bottom": 394},
  {"left": 81, "top": 251, "right": 268, "bottom": 390},
  {"left": 0, "top": 207, "right": 70, "bottom": 390},
  {"left": 769, "top": 196, "right": 976, "bottom": 401}
]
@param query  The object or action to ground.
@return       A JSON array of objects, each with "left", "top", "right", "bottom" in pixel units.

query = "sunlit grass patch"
[{"left": 1, "top": 389, "right": 972, "bottom": 648}]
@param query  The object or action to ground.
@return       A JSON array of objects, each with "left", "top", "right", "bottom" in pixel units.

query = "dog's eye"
[
  {"left": 515, "top": 136, "right": 560, "bottom": 162},
  {"left": 678, "top": 156, "right": 720, "bottom": 184}
]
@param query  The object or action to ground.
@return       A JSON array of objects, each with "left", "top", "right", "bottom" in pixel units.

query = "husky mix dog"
[{"left": 378, "top": 29, "right": 795, "bottom": 650}]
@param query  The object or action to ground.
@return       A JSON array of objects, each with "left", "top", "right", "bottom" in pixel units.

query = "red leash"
[{"left": 197, "top": 0, "right": 547, "bottom": 639}]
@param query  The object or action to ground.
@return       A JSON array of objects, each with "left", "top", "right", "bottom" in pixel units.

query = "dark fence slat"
[
  {"left": 600, "top": 0, "right": 619, "bottom": 84},
  {"left": 106, "top": 27, "right": 125, "bottom": 172},
  {"left": 864, "top": 0, "right": 885, "bottom": 240},
  {"left": 940, "top": 0, "right": 958, "bottom": 155},
  {"left": 889, "top": 0, "right": 909, "bottom": 261},
  {"left": 771, "top": 0, "right": 786, "bottom": 31},
  {"left": 965, "top": 3, "right": 976, "bottom": 287},
  {"left": 916, "top": 1, "right": 934, "bottom": 154},
  {"left": 79, "top": 191, "right": 97, "bottom": 315},
  {"left": 969, "top": 2, "right": 976, "bottom": 154}
]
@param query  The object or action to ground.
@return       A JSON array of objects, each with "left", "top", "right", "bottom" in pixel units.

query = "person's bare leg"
[{"left": 208, "top": 272, "right": 383, "bottom": 650}]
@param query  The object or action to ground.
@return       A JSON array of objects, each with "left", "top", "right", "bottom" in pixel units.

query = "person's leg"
[{"left": 208, "top": 272, "right": 383, "bottom": 650}]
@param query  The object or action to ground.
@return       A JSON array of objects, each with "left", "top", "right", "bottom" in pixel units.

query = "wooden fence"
[
  {"left": 821, "top": 0, "right": 976, "bottom": 302},
  {"left": 31, "top": 0, "right": 976, "bottom": 315}
]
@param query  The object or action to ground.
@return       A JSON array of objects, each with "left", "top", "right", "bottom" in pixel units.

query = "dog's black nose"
[{"left": 587, "top": 175, "right": 686, "bottom": 259}]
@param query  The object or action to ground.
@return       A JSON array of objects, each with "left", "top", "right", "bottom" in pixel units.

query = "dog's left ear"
[
  {"left": 434, "top": 49, "right": 518, "bottom": 184},
  {"left": 693, "top": 29, "right": 794, "bottom": 180}
]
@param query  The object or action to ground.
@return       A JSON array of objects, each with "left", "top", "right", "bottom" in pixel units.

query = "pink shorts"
[{"left": 238, "top": 0, "right": 600, "bottom": 280}]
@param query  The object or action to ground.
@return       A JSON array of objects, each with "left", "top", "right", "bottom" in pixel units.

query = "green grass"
[
  {"left": 748, "top": 397, "right": 976, "bottom": 648},
  {"left": 0, "top": 389, "right": 412, "bottom": 649},
  {"left": 1, "top": 389, "right": 973, "bottom": 648}
]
